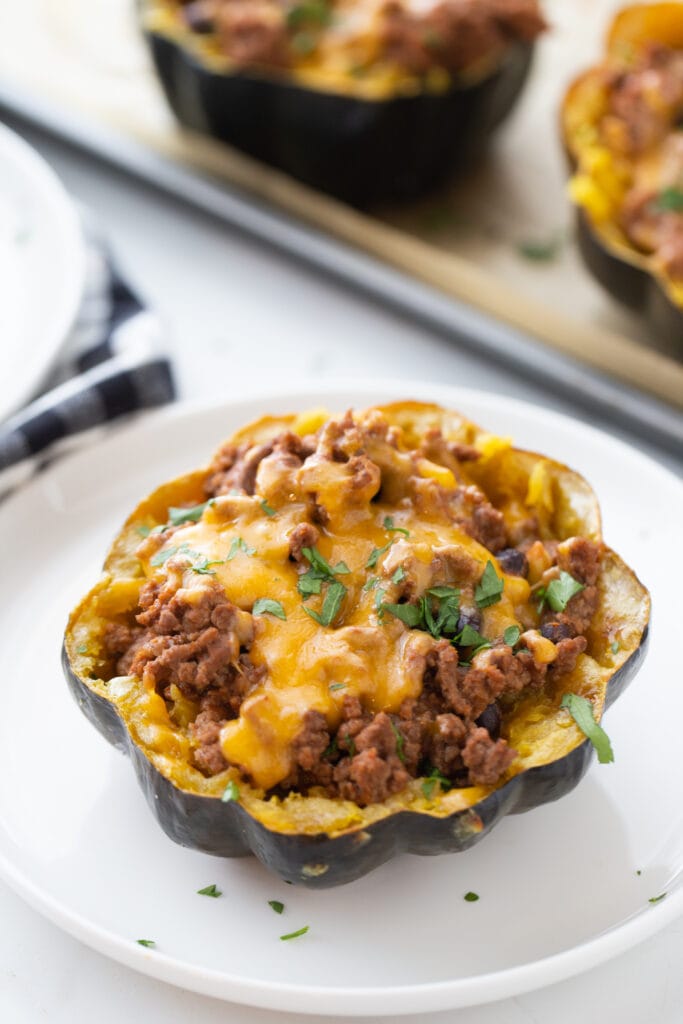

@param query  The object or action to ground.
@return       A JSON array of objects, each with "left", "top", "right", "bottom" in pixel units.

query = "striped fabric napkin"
[{"left": 0, "top": 222, "right": 175, "bottom": 496}]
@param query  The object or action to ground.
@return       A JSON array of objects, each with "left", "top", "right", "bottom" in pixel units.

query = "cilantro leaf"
[
  {"left": 197, "top": 884, "right": 222, "bottom": 898},
  {"left": 392, "top": 565, "right": 406, "bottom": 585},
  {"left": 366, "top": 540, "right": 392, "bottom": 569},
  {"left": 304, "top": 580, "right": 346, "bottom": 627},
  {"left": 654, "top": 186, "right": 683, "bottom": 212},
  {"left": 383, "top": 515, "right": 410, "bottom": 537},
  {"left": 221, "top": 780, "right": 240, "bottom": 803},
  {"left": 253, "top": 598, "right": 287, "bottom": 620},
  {"left": 458, "top": 624, "right": 490, "bottom": 649},
  {"left": 137, "top": 939, "right": 156, "bottom": 948},
  {"left": 475, "top": 561, "right": 504, "bottom": 609},
  {"left": 421, "top": 767, "right": 452, "bottom": 799},
  {"left": 544, "top": 571, "right": 584, "bottom": 613},
  {"left": 190, "top": 556, "right": 225, "bottom": 576},
  {"left": 268, "top": 900, "right": 285, "bottom": 914},
  {"left": 464, "top": 892, "right": 480, "bottom": 902},
  {"left": 648, "top": 893, "right": 667, "bottom": 905},
  {"left": 226, "top": 536, "right": 256, "bottom": 561},
  {"left": 561, "top": 693, "right": 614, "bottom": 764},
  {"left": 297, "top": 570, "right": 324, "bottom": 597},
  {"left": 150, "top": 543, "right": 186, "bottom": 567},
  {"left": 329, "top": 682, "right": 346, "bottom": 692},
  {"left": 504, "top": 625, "right": 521, "bottom": 647},
  {"left": 381, "top": 601, "right": 424, "bottom": 628},
  {"left": 167, "top": 500, "right": 213, "bottom": 526},
  {"left": 390, "top": 720, "right": 406, "bottom": 764},
  {"left": 259, "top": 499, "right": 277, "bottom": 517},
  {"left": 280, "top": 926, "right": 309, "bottom": 941}
]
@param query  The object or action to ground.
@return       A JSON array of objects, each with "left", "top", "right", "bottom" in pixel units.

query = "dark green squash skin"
[
  {"left": 575, "top": 211, "right": 683, "bottom": 351},
  {"left": 143, "top": 22, "right": 534, "bottom": 206},
  {"left": 62, "top": 627, "right": 648, "bottom": 888}
]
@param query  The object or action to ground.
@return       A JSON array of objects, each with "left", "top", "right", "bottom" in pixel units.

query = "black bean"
[
  {"left": 540, "top": 620, "right": 574, "bottom": 643},
  {"left": 457, "top": 607, "right": 482, "bottom": 634},
  {"left": 496, "top": 547, "right": 529, "bottom": 577},
  {"left": 476, "top": 703, "right": 502, "bottom": 740}
]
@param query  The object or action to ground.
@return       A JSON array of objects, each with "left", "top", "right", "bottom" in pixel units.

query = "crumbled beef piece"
[
  {"left": 557, "top": 537, "right": 602, "bottom": 586},
  {"left": 448, "top": 646, "right": 543, "bottom": 720},
  {"left": 288, "top": 522, "right": 319, "bottom": 562},
  {"left": 291, "top": 710, "right": 330, "bottom": 772},
  {"left": 550, "top": 635, "right": 587, "bottom": 677},
  {"left": 429, "top": 713, "right": 468, "bottom": 775},
  {"left": 334, "top": 747, "right": 409, "bottom": 806},
  {"left": 462, "top": 727, "right": 516, "bottom": 786},
  {"left": 191, "top": 708, "right": 228, "bottom": 775}
]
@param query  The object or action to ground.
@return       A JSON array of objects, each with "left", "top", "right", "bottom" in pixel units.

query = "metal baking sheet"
[{"left": 2, "top": 81, "right": 682, "bottom": 458}]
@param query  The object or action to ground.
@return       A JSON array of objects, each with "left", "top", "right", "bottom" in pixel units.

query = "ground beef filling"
[
  {"left": 178, "top": 0, "right": 545, "bottom": 76},
  {"left": 104, "top": 573, "right": 262, "bottom": 776},
  {"left": 109, "top": 415, "right": 602, "bottom": 804}
]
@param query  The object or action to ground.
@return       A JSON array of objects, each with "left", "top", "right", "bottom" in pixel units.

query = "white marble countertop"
[{"left": 1, "top": 120, "right": 681, "bottom": 1023}]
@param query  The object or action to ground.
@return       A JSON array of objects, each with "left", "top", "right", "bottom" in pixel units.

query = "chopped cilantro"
[
  {"left": 636, "top": 869, "right": 642, "bottom": 876},
  {"left": 226, "top": 536, "right": 256, "bottom": 561},
  {"left": 610, "top": 640, "right": 620, "bottom": 655},
  {"left": 383, "top": 515, "right": 410, "bottom": 537},
  {"left": 390, "top": 720, "right": 406, "bottom": 764},
  {"left": 329, "top": 682, "right": 347, "bottom": 692},
  {"left": 363, "top": 575, "right": 379, "bottom": 591},
  {"left": 304, "top": 580, "right": 346, "bottom": 627},
  {"left": 475, "top": 561, "right": 504, "bottom": 609},
  {"left": 374, "top": 586, "right": 387, "bottom": 621},
  {"left": 421, "top": 767, "right": 452, "bottom": 799},
  {"left": 392, "top": 565, "right": 406, "bottom": 585},
  {"left": 259, "top": 499, "right": 277, "bottom": 517},
  {"left": 197, "top": 884, "right": 222, "bottom": 898},
  {"left": 137, "top": 939, "right": 156, "bottom": 948},
  {"left": 150, "top": 543, "right": 186, "bottom": 567},
  {"left": 190, "top": 556, "right": 225, "bottom": 576},
  {"left": 280, "top": 926, "right": 309, "bottom": 941},
  {"left": 504, "top": 625, "right": 521, "bottom": 647},
  {"left": 76, "top": 644, "right": 88, "bottom": 654},
  {"left": 286, "top": 0, "right": 330, "bottom": 29},
  {"left": 268, "top": 900, "right": 285, "bottom": 914},
  {"left": 253, "top": 598, "right": 287, "bottom": 620},
  {"left": 516, "top": 234, "right": 564, "bottom": 263},
  {"left": 458, "top": 624, "right": 490, "bottom": 651},
  {"left": 322, "top": 736, "right": 338, "bottom": 760},
  {"left": 168, "top": 500, "right": 213, "bottom": 526},
  {"left": 648, "top": 893, "right": 667, "bottom": 904},
  {"left": 654, "top": 186, "right": 683, "bottom": 212},
  {"left": 381, "top": 601, "right": 424, "bottom": 628},
  {"left": 561, "top": 693, "right": 614, "bottom": 764},
  {"left": 221, "top": 780, "right": 240, "bottom": 803},
  {"left": 542, "top": 571, "right": 584, "bottom": 613},
  {"left": 464, "top": 892, "right": 480, "bottom": 902},
  {"left": 366, "top": 540, "right": 392, "bottom": 569}
]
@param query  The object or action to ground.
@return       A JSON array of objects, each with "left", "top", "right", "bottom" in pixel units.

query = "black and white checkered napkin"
[{"left": 0, "top": 222, "right": 176, "bottom": 496}]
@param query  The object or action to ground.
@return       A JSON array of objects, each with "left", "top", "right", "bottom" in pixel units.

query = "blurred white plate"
[
  {"left": 0, "top": 121, "right": 84, "bottom": 421},
  {"left": 0, "top": 382, "right": 679, "bottom": 1016}
]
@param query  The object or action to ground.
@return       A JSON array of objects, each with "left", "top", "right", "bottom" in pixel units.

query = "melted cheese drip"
[{"left": 140, "top": 448, "right": 530, "bottom": 790}]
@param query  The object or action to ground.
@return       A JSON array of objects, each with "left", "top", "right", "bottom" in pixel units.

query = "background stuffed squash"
[
  {"left": 141, "top": 0, "right": 546, "bottom": 204},
  {"left": 63, "top": 401, "right": 649, "bottom": 887}
]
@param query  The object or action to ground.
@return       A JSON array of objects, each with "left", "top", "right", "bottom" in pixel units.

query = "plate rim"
[
  {"left": 1, "top": 379, "right": 681, "bottom": 1015},
  {"left": 0, "top": 121, "right": 85, "bottom": 421}
]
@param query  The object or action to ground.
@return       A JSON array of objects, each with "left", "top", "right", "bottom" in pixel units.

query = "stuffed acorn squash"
[
  {"left": 562, "top": 2, "right": 683, "bottom": 347},
  {"left": 141, "top": 0, "right": 546, "bottom": 204},
  {"left": 63, "top": 401, "right": 650, "bottom": 887}
]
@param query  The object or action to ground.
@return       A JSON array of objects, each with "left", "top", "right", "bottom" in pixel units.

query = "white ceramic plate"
[
  {"left": 0, "top": 121, "right": 85, "bottom": 421},
  {"left": 0, "top": 382, "right": 680, "bottom": 1017}
]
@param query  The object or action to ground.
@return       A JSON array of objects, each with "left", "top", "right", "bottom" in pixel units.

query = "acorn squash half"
[
  {"left": 562, "top": 2, "right": 683, "bottom": 348},
  {"left": 63, "top": 401, "right": 650, "bottom": 887},
  {"left": 140, "top": 0, "right": 540, "bottom": 205}
]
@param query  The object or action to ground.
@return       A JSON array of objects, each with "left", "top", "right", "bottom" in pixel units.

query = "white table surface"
[{"left": 1, "top": 119, "right": 682, "bottom": 1023}]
